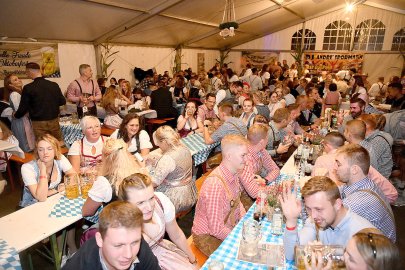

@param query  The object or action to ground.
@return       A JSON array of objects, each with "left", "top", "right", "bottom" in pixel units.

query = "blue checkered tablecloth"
[
  {"left": 49, "top": 196, "right": 102, "bottom": 224},
  {"left": 201, "top": 173, "right": 302, "bottom": 270},
  {"left": 0, "top": 239, "right": 21, "bottom": 270},
  {"left": 181, "top": 134, "right": 220, "bottom": 166},
  {"left": 60, "top": 123, "right": 83, "bottom": 146}
]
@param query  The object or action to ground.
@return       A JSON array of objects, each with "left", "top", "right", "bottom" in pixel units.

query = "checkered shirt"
[
  {"left": 211, "top": 117, "right": 248, "bottom": 143},
  {"left": 200, "top": 173, "right": 299, "bottom": 270},
  {"left": 240, "top": 145, "right": 280, "bottom": 198},
  {"left": 363, "top": 130, "right": 393, "bottom": 179},
  {"left": 197, "top": 104, "right": 217, "bottom": 124},
  {"left": 341, "top": 177, "right": 396, "bottom": 242},
  {"left": 192, "top": 165, "right": 246, "bottom": 240}
]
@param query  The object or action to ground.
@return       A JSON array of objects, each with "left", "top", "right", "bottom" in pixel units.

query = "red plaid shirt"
[
  {"left": 240, "top": 144, "right": 280, "bottom": 198},
  {"left": 192, "top": 164, "right": 246, "bottom": 240},
  {"left": 197, "top": 104, "right": 217, "bottom": 123}
]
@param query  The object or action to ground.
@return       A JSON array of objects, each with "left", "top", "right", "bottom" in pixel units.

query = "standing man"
[
  {"left": 334, "top": 144, "right": 396, "bottom": 242},
  {"left": 63, "top": 201, "right": 160, "bottom": 270},
  {"left": 15, "top": 62, "right": 66, "bottom": 142},
  {"left": 66, "top": 64, "right": 102, "bottom": 118},
  {"left": 192, "top": 134, "right": 249, "bottom": 256},
  {"left": 215, "top": 81, "right": 242, "bottom": 107},
  {"left": 244, "top": 68, "right": 263, "bottom": 92}
]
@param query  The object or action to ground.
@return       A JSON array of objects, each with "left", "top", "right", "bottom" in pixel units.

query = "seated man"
[
  {"left": 192, "top": 135, "right": 248, "bottom": 256},
  {"left": 280, "top": 176, "right": 374, "bottom": 260},
  {"left": 387, "top": 82, "right": 405, "bottom": 112},
  {"left": 197, "top": 93, "right": 217, "bottom": 126},
  {"left": 203, "top": 104, "right": 247, "bottom": 145},
  {"left": 284, "top": 104, "right": 304, "bottom": 136},
  {"left": 344, "top": 120, "right": 379, "bottom": 176},
  {"left": 63, "top": 201, "right": 160, "bottom": 270},
  {"left": 266, "top": 108, "right": 291, "bottom": 157},
  {"left": 312, "top": 131, "right": 397, "bottom": 203},
  {"left": 296, "top": 95, "right": 317, "bottom": 127},
  {"left": 240, "top": 124, "right": 280, "bottom": 209},
  {"left": 338, "top": 97, "right": 366, "bottom": 134},
  {"left": 307, "top": 87, "right": 323, "bottom": 118},
  {"left": 334, "top": 144, "right": 396, "bottom": 242},
  {"left": 358, "top": 114, "right": 393, "bottom": 179}
]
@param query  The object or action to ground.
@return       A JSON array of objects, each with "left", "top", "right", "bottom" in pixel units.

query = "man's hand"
[
  {"left": 304, "top": 251, "right": 332, "bottom": 270},
  {"left": 253, "top": 175, "right": 266, "bottom": 185},
  {"left": 203, "top": 119, "right": 212, "bottom": 126},
  {"left": 278, "top": 182, "right": 301, "bottom": 227},
  {"left": 276, "top": 143, "right": 290, "bottom": 154}
]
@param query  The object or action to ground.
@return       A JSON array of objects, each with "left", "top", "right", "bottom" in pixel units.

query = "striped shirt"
[
  {"left": 341, "top": 177, "right": 396, "bottom": 242},
  {"left": 192, "top": 165, "right": 246, "bottom": 240}
]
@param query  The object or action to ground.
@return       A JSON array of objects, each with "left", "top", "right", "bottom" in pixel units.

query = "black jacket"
[
  {"left": 62, "top": 237, "right": 160, "bottom": 270},
  {"left": 15, "top": 77, "right": 66, "bottom": 121}
]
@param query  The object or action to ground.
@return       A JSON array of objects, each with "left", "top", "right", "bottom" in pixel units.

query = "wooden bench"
[
  {"left": 145, "top": 118, "right": 170, "bottom": 136},
  {"left": 100, "top": 126, "right": 115, "bottom": 136},
  {"left": 186, "top": 236, "right": 208, "bottom": 267},
  {"left": 196, "top": 171, "right": 211, "bottom": 194}
]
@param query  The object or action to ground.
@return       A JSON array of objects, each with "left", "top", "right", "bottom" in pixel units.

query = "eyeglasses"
[{"left": 367, "top": 233, "right": 377, "bottom": 259}]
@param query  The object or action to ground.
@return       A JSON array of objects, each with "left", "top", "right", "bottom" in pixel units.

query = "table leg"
[{"left": 50, "top": 229, "right": 66, "bottom": 270}]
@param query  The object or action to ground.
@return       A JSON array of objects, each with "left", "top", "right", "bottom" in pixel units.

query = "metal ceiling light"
[{"left": 219, "top": 0, "right": 238, "bottom": 39}]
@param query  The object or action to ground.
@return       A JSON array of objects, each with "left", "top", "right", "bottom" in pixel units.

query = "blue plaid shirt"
[
  {"left": 363, "top": 130, "right": 393, "bottom": 179},
  {"left": 341, "top": 177, "right": 396, "bottom": 242}
]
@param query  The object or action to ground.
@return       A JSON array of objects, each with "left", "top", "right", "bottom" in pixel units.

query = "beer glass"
[{"left": 64, "top": 174, "right": 80, "bottom": 199}]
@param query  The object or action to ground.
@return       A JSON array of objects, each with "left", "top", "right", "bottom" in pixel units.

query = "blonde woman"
[
  {"left": 148, "top": 126, "right": 196, "bottom": 213},
  {"left": 100, "top": 86, "right": 131, "bottom": 129},
  {"left": 119, "top": 173, "right": 197, "bottom": 270},
  {"left": 82, "top": 138, "right": 145, "bottom": 216},
  {"left": 20, "top": 134, "right": 78, "bottom": 253}
]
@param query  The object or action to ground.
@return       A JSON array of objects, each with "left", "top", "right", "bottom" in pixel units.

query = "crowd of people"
[{"left": 0, "top": 59, "right": 404, "bottom": 270}]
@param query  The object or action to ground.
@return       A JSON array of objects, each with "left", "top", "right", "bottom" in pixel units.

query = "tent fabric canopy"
[{"left": 0, "top": 0, "right": 403, "bottom": 50}]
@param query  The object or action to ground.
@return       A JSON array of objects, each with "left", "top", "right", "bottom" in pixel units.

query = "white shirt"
[
  {"left": 21, "top": 155, "right": 72, "bottom": 189},
  {"left": 68, "top": 136, "right": 104, "bottom": 157},
  {"left": 88, "top": 175, "right": 112, "bottom": 203},
  {"left": 110, "top": 129, "right": 152, "bottom": 153},
  {"left": 368, "top": 82, "right": 386, "bottom": 98}
]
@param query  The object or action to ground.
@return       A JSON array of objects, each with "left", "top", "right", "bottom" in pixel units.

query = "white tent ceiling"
[{"left": 0, "top": 0, "right": 404, "bottom": 49}]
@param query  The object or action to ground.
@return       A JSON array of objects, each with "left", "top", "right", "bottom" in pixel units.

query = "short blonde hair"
[
  {"left": 247, "top": 124, "right": 269, "bottom": 144},
  {"left": 153, "top": 125, "right": 181, "bottom": 150},
  {"left": 301, "top": 176, "right": 341, "bottom": 204},
  {"left": 272, "top": 108, "right": 289, "bottom": 123},
  {"left": 34, "top": 134, "right": 62, "bottom": 160},
  {"left": 221, "top": 134, "right": 248, "bottom": 155}
]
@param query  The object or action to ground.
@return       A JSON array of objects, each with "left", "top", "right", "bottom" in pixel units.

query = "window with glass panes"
[
  {"left": 323, "top": 20, "right": 352, "bottom": 50},
  {"left": 391, "top": 28, "right": 405, "bottom": 51},
  {"left": 291, "top": 29, "right": 316, "bottom": 50},
  {"left": 354, "top": 19, "right": 385, "bottom": 51}
]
